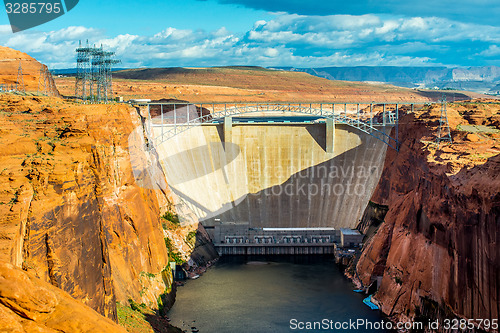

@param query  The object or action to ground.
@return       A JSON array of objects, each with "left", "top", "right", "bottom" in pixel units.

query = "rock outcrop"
[
  {"left": 0, "top": 46, "right": 59, "bottom": 95},
  {"left": 355, "top": 102, "right": 500, "bottom": 328},
  {"left": 0, "top": 262, "right": 128, "bottom": 332}
]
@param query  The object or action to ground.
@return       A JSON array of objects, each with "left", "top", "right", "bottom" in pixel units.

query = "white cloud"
[
  {"left": 253, "top": 20, "right": 267, "bottom": 29},
  {"left": 0, "top": 25, "right": 12, "bottom": 35},
  {"left": 1, "top": 13, "right": 499, "bottom": 68},
  {"left": 264, "top": 48, "right": 279, "bottom": 57},
  {"left": 478, "top": 45, "right": 500, "bottom": 57},
  {"left": 47, "top": 26, "right": 103, "bottom": 43},
  {"left": 244, "top": 14, "right": 500, "bottom": 47}
]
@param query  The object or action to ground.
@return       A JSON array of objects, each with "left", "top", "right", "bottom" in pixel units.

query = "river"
[{"left": 167, "top": 256, "right": 390, "bottom": 332}]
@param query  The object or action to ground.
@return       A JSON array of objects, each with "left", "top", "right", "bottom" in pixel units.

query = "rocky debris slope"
[
  {"left": 355, "top": 100, "right": 500, "bottom": 328},
  {"left": 0, "top": 94, "right": 178, "bottom": 327}
]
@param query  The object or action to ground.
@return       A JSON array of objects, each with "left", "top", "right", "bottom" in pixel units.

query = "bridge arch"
[{"left": 145, "top": 102, "right": 406, "bottom": 150}]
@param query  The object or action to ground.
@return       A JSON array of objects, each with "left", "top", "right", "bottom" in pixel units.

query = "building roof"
[{"left": 340, "top": 228, "right": 361, "bottom": 235}]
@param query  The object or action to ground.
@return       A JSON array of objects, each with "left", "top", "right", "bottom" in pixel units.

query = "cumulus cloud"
[
  {"left": 478, "top": 45, "right": 500, "bottom": 57},
  {"left": 211, "top": 0, "right": 500, "bottom": 27},
  {"left": 243, "top": 14, "right": 500, "bottom": 47},
  {"left": 1, "top": 13, "right": 500, "bottom": 68}
]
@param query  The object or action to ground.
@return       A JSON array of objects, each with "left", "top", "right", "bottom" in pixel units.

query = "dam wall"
[{"left": 153, "top": 122, "right": 392, "bottom": 229}]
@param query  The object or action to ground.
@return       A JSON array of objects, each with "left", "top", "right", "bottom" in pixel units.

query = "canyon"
[{"left": 0, "top": 45, "right": 499, "bottom": 332}]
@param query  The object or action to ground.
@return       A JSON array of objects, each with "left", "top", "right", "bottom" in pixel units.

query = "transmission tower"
[
  {"left": 16, "top": 60, "right": 25, "bottom": 93},
  {"left": 37, "top": 65, "right": 58, "bottom": 97},
  {"left": 104, "top": 53, "right": 120, "bottom": 100},
  {"left": 436, "top": 95, "right": 452, "bottom": 145},
  {"left": 47, "top": 67, "right": 58, "bottom": 96},
  {"left": 75, "top": 41, "right": 119, "bottom": 103},
  {"left": 75, "top": 40, "right": 92, "bottom": 101},
  {"left": 91, "top": 46, "right": 106, "bottom": 102}
]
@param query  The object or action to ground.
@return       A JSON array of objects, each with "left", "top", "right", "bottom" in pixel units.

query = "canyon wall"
[
  {"left": 355, "top": 105, "right": 500, "bottom": 327},
  {"left": 0, "top": 262, "right": 128, "bottom": 332},
  {"left": 0, "top": 94, "right": 179, "bottom": 329}
]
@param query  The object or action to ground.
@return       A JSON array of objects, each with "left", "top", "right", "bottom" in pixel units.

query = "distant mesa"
[{"left": 278, "top": 66, "right": 500, "bottom": 95}]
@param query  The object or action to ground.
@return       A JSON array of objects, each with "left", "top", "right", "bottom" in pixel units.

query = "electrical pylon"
[{"left": 436, "top": 94, "right": 452, "bottom": 145}]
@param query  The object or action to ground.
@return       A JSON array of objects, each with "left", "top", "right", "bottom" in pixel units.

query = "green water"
[{"left": 168, "top": 256, "right": 390, "bottom": 333}]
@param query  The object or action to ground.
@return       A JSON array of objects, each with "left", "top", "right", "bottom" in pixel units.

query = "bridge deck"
[{"left": 143, "top": 101, "right": 413, "bottom": 151}]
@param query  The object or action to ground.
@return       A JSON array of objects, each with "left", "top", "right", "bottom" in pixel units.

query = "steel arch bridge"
[{"left": 143, "top": 102, "right": 418, "bottom": 151}]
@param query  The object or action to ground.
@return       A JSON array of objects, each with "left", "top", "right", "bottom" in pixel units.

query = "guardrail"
[{"left": 143, "top": 102, "right": 423, "bottom": 151}]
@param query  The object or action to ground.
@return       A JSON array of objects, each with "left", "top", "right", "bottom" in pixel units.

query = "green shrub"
[
  {"left": 164, "top": 237, "right": 184, "bottom": 264},
  {"left": 161, "top": 211, "right": 180, "bottom": 225},
  {"left": 139, "top": 271, "right": 156, "bottom": 279},
  {"left": 186, "top": 230, "right": 197, "bottom": 247},
  {"left": 128, "top": 298, "right": 142, "bottom": 312}
]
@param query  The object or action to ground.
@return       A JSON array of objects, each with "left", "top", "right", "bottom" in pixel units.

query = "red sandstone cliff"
[
  {"left": 0, "top": 262, "right": 128, "bottom": 332},
  {"left": 0, "top": 94, "right": 181, "bottom": 330},
  {"left": 356, "top": 102, "right": 500, "bottom": 329}
]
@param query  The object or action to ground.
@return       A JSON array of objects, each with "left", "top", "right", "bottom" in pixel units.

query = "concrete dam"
[{"left": 138, "top": 102, "right": 401, "bottom": 254}]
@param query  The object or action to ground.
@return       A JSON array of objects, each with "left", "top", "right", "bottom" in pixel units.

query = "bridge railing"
[{"left": 144, "top": 102, "right": 425, "bottom": 151}]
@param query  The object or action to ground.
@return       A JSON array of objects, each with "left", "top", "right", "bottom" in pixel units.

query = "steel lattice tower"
[
  {"left": 75, "top": 41, "right": 120, "bottom": 103},
  {"left": 37, "top": 65, "right": 58, "bottom": 96},
  {"left": 436, "top": 95, "right": 453, "bottom": 145},
  {"left": 38, "top": 64, "right": 47, "bottom": 95},
  {"left": 75, "top": 40, "right": 92, "bottom": 101},
  {"left": 16, "top": 60, "right": 25, "bottom": 94},
  {"left": 90, "top": 46, "right": 104, "bottom": 102},
  {"left": 46, "top": 66, "right": 58, "bottom": 96},
  {"left": 104, "top": 54, "right": 120, "bottom": 100}
]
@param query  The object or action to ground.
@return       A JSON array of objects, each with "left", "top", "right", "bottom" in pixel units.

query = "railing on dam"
[{"left": 143, "top": 102, "right": 424, "bottom": 151}]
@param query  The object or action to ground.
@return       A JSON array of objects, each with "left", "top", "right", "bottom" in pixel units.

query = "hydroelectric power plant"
[{"left": 134, "top": 101, "right": 410, "bottom": 255}]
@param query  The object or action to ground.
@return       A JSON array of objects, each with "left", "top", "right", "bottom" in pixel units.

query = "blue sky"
[{"left": 1, "top": 0, "right": 500, "bottom": 69}]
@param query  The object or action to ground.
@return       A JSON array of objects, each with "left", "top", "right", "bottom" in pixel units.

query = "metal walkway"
[{"left": 143, "top": 102, "right": 420, "bottom": 151}]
